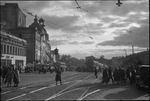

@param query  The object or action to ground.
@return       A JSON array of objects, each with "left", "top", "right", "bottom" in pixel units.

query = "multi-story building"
[
  {"left": 1, "top": 3, "right": 51, "bottom": 67},
  {"left": 0, "top": 3, "right": 27, "bottom": 68},
  {"left": 0, "top": 29, "right": 27, "bottom": 68},
  {"left": 10, "top": 16, "right": 51, "bottom": 64}
]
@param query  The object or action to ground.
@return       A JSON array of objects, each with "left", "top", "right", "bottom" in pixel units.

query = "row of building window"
[{"left": 1, "top": 44, "right": 26, "bottom": 56}]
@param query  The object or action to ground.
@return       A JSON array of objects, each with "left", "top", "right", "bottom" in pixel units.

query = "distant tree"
[
  {"left": 75, "top": 66, "right": 82, "bottom": 72},
  {"left": 85, "top": 56, "right": 95, "bottom": 72}
]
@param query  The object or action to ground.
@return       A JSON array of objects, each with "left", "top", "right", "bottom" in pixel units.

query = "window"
[
  {"left": 18, "top": 48, "right": 19, "bottom": 55},
  {"left": 15, "top": 47, "right": 17, "bottom": 55},
  {"left": 23, "top": 48, "right": 26, "bottom": 56},
  {"left": 22, "top": 48, "right": 24, "bottom": 56},
  {"left": 4, "top": 44, "right": 6, "bottom": 54},
  {"left": 7, "top": 45, "right": 9, "bottom": 54},
  {"left": 10, "top": 46, "right": 12, "bottom": 55},
  {"left": 19, "top": 48, "right": 21, "bottom": 56},
  {"left": 13, "top": 47, "right": 15, "bottom": 55},
  {"left": 1, "top": 44, "right": 3, "bottom": 54}
]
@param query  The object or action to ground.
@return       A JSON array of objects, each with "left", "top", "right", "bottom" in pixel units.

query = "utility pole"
[
  {"left": 132, "top": 45, "right": 134, "bottom": 63},
  {"left": 124, "top": 49, "right": 127, "bottom": 57},
  {"left": 132, "top": 45, "right": 134, "bottom": 55}
]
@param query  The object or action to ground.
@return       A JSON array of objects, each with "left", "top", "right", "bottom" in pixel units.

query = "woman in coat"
[
  {"left": 55, "top": 68, "right": 62, "bottom": 85},
  {"left": 113, "top": 68, "right": 120, "bottom": 84},
  {"left": 6, "top": 65, "right": 14, "bottom": 87},
  {"left": 13, "top": 67, "right": 20, "bottom": 87},
  {"left": 102, "top": 68, "right": 109, "bottom": 84}
]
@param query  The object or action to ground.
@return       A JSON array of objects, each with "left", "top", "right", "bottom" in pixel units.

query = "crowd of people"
[
  {"left": 0, "top": 65, "right": 20, "bottom": 91},
  {"left": 100, "top": 65, "right": 137, "bottom": 85}
]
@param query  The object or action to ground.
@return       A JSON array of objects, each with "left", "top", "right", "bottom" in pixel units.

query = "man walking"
[
  {"left": 94, "top": 67, "right": 98, "bottom": 78},
  {"left": 108, "top": 66, "right": 114, "bottom": 83}
]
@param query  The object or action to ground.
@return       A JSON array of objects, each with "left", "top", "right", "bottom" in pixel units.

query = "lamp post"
[
  {"left": 124, "top": 49, "right": 127, "bottom": 57},
  {"left": 129, "top": 43, "right": 134, "bottom": 63}
]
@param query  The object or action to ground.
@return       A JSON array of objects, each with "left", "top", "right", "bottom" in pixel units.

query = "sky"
[{"left": 1, "top": 0, "right": 149, "bottom": 59}]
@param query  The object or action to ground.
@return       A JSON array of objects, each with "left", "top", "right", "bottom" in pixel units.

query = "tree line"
[{"left": 59, "top": 50, "right": 149, "bottom": 72}]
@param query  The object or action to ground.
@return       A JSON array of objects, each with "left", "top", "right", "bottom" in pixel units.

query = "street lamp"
[
  {"left": 116, "top": 0, "right": 123, "bottom": 7},
  {"left": 128, "top": 43, "right": 134, "bottom": 55},
  {"left": 128, "top": 43, "right": 134, "bottom": 64}
]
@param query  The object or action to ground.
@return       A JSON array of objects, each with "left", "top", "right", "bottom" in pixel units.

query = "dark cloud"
[
  {"left": 43, "top": 15, "right": 79, "bottom": 29},
  {"left": 68, "top": 41, "right": 80, "bottom": 45},
  {"left": 138, "top": 18, "right": 149, "bottom": 26},
  {"left": 101, "top": 17, "right": 118, "bottom": 23},
  {"left": 49, "top": 39, "right": 68, "bottom": 46},
  {"left": 108, "top": 22, "right": 129, "bottom": 28},
  {"left": 42, "top": 15, "right": 83, "bottom": 33},
  {"left": 85, "top": 30, "right": 105, "bottom": 35},
  {"left": 63, "top": 25, "right": 84, "bottom": 33},
  {"left": 18, "top": 1, "right": 51, "bottom": 11},
  {"left": 124, "top": 12, "right": 149, "bottom": 24},
  {"left": 108, "top": 1, "right": 148, "bottom": 17},
  {"left": 68, "top": 40, "right": 94, "bottom": 45},
  {"left": 81, "top": 0, "right": 148, "bottom": 18},
  {"left": 80, "top": 41, "right": 94, "bottom": 45},
  {"left": 98, "top": 24, "right": 149, "bottom": 48}
]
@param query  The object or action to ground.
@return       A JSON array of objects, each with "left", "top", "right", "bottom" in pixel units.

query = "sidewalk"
[{"left": 1, "top": 71, "right": 79, "bottom": 88}]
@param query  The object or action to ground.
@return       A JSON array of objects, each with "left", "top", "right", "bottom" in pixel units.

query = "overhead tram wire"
[
  {"left": 18, "top": 4, "right": 74, "bottom": 41},
  {"left": 75, "top": 0, "right": 94, "bottom": 40},
  {"left": 19, "top": 2, "right": 95, "bottom": 41}
]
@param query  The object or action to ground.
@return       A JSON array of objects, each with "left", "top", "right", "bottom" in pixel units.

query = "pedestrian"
[
  {"left": 2, "top": 66, "right": 8, "bottom": 83},
  {"left": 13, "top": 67, "right": 20, "bottom": 87},
  {"left": 130, "top": 67, "right": 136, "bottom": 85},
  {"left": 113, "top": 68, "right": 120, "bottom": 84},
  {"left": 55, "top": 68, "right": 62, "bottom": 85},
  {"left": 120, "top": 67, "right": 126, "bottom": 83},
  {"left": 18, "top": 66, "right": 22, "bottom": 73},
  {"left": 101, "top": 68, "right": 109, "bottom": 84},
  {"left": 108, "top": 66, "right": 114, "bottom": 83},
  {"left": 6, "top": 65, "right": 14, "bottom": 87},
  {"left": 94, "top": 67, "right": 98, "bottom": 78},
  {"left": 0, "top": 66, "right": 3, "bottom": 91},
  {"left": 126, "top": 66, "right": 131, "bottom": 83}
]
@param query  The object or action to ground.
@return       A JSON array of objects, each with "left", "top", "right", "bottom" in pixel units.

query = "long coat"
[
  {"left": 55, "top": 69, "right": 61, "bottom": 82},
  {"left": 6, "top": 68, "right": 14, "bottom": 84},
  {"left": 13, "top": 69, "right": 20, "bottom": 84},
  {"left": 113, "top": 69, "right": 120, "bottom": 81}
]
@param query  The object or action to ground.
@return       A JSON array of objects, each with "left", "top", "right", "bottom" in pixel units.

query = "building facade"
[
  {"left": 1, "top": 3, "right": 51, "bottom": 65},
  {"left": 0, "top": 30, "right": 27, "bottom": 68},
  {"left": 0, "top": 3, "right": 26, "bottom": 29},
  {"left": 9, "top": 16, "right": 51, "bottom": 64}
]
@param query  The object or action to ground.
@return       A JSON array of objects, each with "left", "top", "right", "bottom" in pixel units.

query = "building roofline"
[{"left": 1, "top": 30, "right": 27, "bottom": 43}]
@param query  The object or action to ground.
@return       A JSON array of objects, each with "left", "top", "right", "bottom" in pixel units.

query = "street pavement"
[{"left": 1, "top": 71, "right": 150, "bottom": 100}]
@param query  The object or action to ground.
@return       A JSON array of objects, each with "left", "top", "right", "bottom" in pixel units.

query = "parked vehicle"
[{"left": 135, "top": 65, "right": 150, "bottom": 89}]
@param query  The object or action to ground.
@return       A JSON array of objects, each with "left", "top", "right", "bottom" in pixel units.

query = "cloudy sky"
[{"left": 2, "top": 0, "right": 149, "bottom": 59}]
